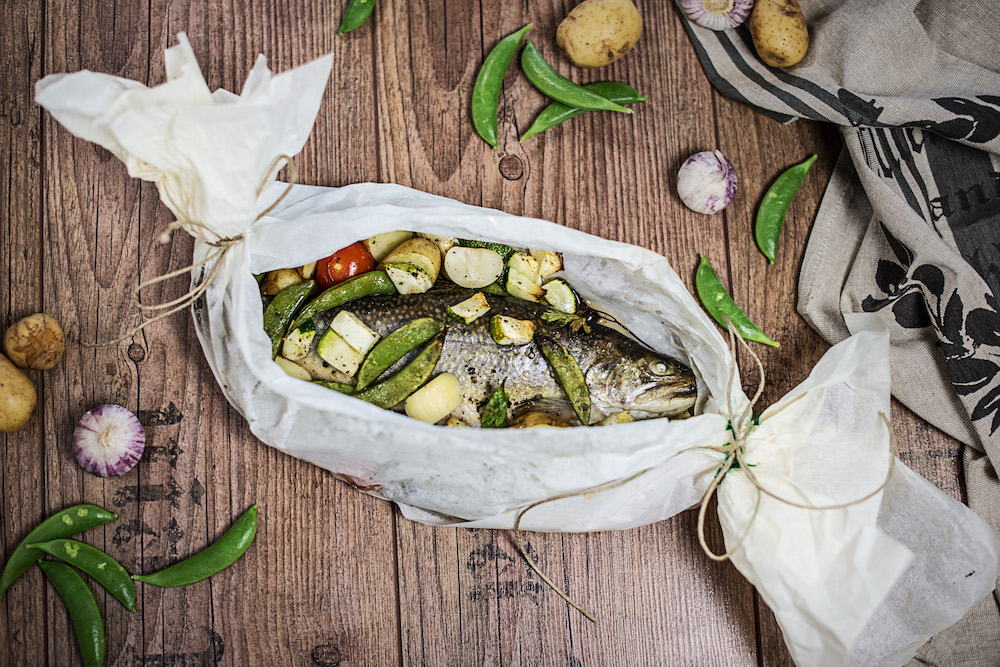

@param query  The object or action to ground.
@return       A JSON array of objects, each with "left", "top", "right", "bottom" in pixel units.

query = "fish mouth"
[{"left": 632, "top": 382, "right": 698, "bottom": 416}]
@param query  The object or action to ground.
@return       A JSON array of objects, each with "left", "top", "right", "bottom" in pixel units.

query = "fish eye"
[{"left": 648, "top": 360, "right": 669, "bottom": 376}]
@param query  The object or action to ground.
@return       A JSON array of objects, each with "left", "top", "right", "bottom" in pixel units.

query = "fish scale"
[{"left": 311, "top": 282, "right": 696, "bottom": 425}]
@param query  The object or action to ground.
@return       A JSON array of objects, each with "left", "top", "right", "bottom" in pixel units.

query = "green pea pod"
[
  {"left": 521, "top": 81, "right": 646, "bottom": 141},
  {"left": 263, "top": 280, "right": 315, "bottom": 359},
  {"left": 338, "top": 0, "right": 376, "bottom": 35},
  {"left": 134, "top": 505, "right": 257, "bottom": 587},
  {"left": 536, "top": 337, "right": 591, "bottom": 425},
  {"left": 0, "top": 504, "right": 116, "bottom": 600},
  {"left": 521, "top": 42, "right": 631, "bottom": 114},
  {"left": 27, "top": 539, "right": 135, "bottom": 612},
  {"left": 291, "top": 271, "right": 397, "bottom": 332},
  {"left": 472, "top": 24, "right": 532, "bottom": 148},
  {"left": 695, "top": 255, "right": 779, "bottom": 348},
  {"left": 313, "top": 380, "right": 355, "bottom": 394},
  {"left": 356, "top": 317, "right": 446, "bottom": 390},
  {"left": 38, "top": 561, "right": 105, "bottom": 667},
  {"left": 354, "top": 334, "right": 444, "bottom": 408},
  {"left": 755, "top": 154, "right": 817, "bottom": 263}
]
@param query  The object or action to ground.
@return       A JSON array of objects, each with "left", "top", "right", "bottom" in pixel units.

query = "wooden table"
[{"left": 0, "top": 1, "right": 964, "bottom": 665}]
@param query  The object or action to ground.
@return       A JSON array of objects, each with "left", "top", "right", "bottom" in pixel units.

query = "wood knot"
[
  {"left": 127, "top": 343, "right": 145, "bottom": 362},
  {"left": 499, "top": 155, "right": 524, "bottom": 181},
  {"left": 311, "top": 643, "right": 342, "bottom": 666}
]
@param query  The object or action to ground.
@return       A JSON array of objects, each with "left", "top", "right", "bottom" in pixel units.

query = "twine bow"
[
  {"left": 91, "top": 154, "right": 299, "bottom": 347},
  {"left": 513, "top": 319, "right": 897, "bottom": 622}
]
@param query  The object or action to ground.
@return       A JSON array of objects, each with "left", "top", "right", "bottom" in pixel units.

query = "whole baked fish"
[{"left": 302, "top": 283, "right": 697, "bottom": 426}]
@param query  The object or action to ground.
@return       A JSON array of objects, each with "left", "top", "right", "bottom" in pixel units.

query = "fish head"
[{"left": 588, "top": 352, "right": 698, "bottom": 418}]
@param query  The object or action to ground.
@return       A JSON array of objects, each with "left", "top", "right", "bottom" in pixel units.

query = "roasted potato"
[
  {"left": 0, "top": 352, "right": 36, "bottom": 433},
  {"left": 556, "top": 0, "right": 643, "bottom": 69},
  {"left": 4, "top": 313, "right": 65, "bottom": 370},
  {"left": 261, "top": 268, "right": 304, "bottom": 296},
  {"left": 749, "top": 0, "right": 809, "bottom": 68}
]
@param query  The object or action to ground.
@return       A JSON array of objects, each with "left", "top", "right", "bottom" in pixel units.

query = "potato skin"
[
  {"left": 0, "top": 352, "right": 36, "bottom": 433},
  {"left": 556, "top": 0, "right": 643, "bottom": 69},
  {"left": 4, "top": 313, "right": 65, "bottom": 370},
  {"left": 261, "top": 268, "right": 304, "bottom": 296},
  {"left": 749, "top": 0, "right": 809, "bottom": 68}
]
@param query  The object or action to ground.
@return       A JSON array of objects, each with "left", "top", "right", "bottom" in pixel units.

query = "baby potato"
[
  {"left": 0, "top": 352, "right": 36, "bottom": 433},
  {"left": 261, "top": 268, "right": 304, "bottom": 296},
  {"left": 4, "top": 313, "right": 65, "bottom": 370},
  {"left": 556, "top": 0, "right": 643, "bottom": 69},
  {"left": 749, "top": 0, "right": 809, "bottom": 68}
]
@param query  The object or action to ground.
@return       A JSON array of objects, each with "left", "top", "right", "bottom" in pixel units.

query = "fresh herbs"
[{"left": 481, "top": 384, "right": 510, "bottom": 428}]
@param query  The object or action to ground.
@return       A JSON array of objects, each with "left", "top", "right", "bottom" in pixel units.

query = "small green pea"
[{"left": 755, "top": 155, "right": 817, "bottom": 264}]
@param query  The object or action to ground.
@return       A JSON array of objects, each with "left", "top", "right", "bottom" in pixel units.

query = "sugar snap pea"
[
  {"left": 356, "top": 317, "right": 446, "bottom": 390},
  {"left": 521, "top": 42, "right": 631, "bottom": 114},
  {"left": 472, "top": 24, "right": 532, "bottom": 148},
  {"left": 338, "top": 0, "right": 376, "bottom": 35},
  {"left": 27, "top": 539, "right": 136, "bottom": 612},
  {"left": 314, "top": 380, "right": 355, "bottom": 394},
  {"left": 354, "top": 334, "right": 444, "bottom": 408},
  {"left": 134, "top": 505, "right": 257, "bottom": 587},
  {"left": 264, "top": 280, "right": 315, "bottom": 359},
  {"left": 1, "top": 503, "right": 116, "bottom": 600},
  {"left": 537, "top": 336, "right": 591, "bottom": 425},
  {"left": 38, "top": 561, "right": 105, "bottom": 667},
  {"left": 755, "top": 154, "right": 817, "bottom": 264},
  {"left": 521, "top": 81, "right": 646, "bottom": 141},
  {"left": 695, "top": 255, "right": 779, "bottom": 347},
  {"left": 291, "top": 271, "right": 396, "bottom": 332}
]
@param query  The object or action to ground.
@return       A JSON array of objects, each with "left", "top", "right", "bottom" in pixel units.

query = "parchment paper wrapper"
[{"left": 35, "top": 35, "right": 1000, "bottom": 667}]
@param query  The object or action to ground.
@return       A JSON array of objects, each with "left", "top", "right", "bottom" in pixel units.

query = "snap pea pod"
[
  {"left": 354, "top": 335, "right": 444, "bottom": 409},
  {"left": 338, "top": 0, "right": 376, "bottom": 35},
  {"left": 695, "top": 255, "right": 779, "bottom": 348},
  {"left": 134, "top": 505, "right": 257, "bottom": 587},
  {"left": 755, "top": 154, "right": 817, "bottom": 264},
  {"left": 27, "top": 539, "right": 136, "bottom": 612},
  {"left": 1, "top": 504, "right": 116, "bottom": 600},
  {"left": 263, "top": 280, "right": 315, "bottom": 359},
  {"left": 521, "top": 81, "right": 646, "bottom": 141},
  {"left": 313, "top": 380, "right": 355, "bottom": 394},
  {"left": 521, "top": 42, "right": 631, "bottom": 114},
  {"left": 291, "top": 271, "right": 397, "bottom": 332},
  {"left": 536, "top": 337, "right": 591, "bottom": 425},
  {"left": 472, "top": 24, "right": 532, "bottom": 148},
  {"left": 38, "top": 561, "right": 105, "bottom": 667},
  {"left": 356, "top": 317, "right": 446, "bottom": 390}
]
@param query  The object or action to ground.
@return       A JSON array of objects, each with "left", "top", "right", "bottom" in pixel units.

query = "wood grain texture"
[{"left": 0, "top": 0, "right": 971, "bottom": 665}]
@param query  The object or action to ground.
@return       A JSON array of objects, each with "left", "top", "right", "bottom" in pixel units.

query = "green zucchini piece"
[
  {"left": 356, "top": 318, "right": 446, "bottom": 391},
  {"left": 263, "top": 280, "right": 315, "bottom": 359},
  {"left": 446, "top": 292, "right": 491, "bottom": 324},
  {"left": 458, "top": 239, "right": 516, "bottom": 260},
  {"left": 291, "top": 271, "right": 397, "bottom": 332},
  {"left": 541, "top": 279, "right": 578, "bottom": 314},
  {"left": 537, "top": 336, "right": 591, "bottom": 425},
  {"left": 354, "top": 335, "right": 444, "bottom": 409},
  {"left": 490, "top": 315, "right": 535, "bottom": 345}
]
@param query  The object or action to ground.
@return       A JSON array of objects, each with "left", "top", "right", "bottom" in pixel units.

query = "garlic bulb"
[
  {"left": 678, "top": 0, "right": 754, "bottom": 31},
  {"left": 676, "top": 150, "right": 738, "bottom": 215}
]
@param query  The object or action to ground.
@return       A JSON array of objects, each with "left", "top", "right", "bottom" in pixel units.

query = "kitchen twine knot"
[
  {"left": 513, "top": 318, "right": 897, "bottom": 623},
  {"left": 88, "top": 154, "right": 299, "bottom": 348}
]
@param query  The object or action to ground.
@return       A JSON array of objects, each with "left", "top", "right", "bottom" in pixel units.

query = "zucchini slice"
[
  {"left": 446, "top": 292, "right": 491, "bottom": 324},
  {"left": 317, "top": 329, "right": 365, "bottom": 377},
  {"left": 281, "top": 320, "right": 317, "bottom": 361},
  {"left": 384, "top": 262, "right": 436, "bottom": 295},
  {"left": 530, "top": 249, "right": 562, "bottom": 280},
  {"left": 541, "top": 279, "right": 578, "bottom": 314},
  {"left": 505, "top": 269, "right": 545, "bottom": 302},
  {"left": 490, "top": 315, "right": 535, "bottom": 346},
  {"left": 508, "top": 252, "right": 541, "bottom": 285},
  {"left": 331, "top": 310, "right": 380, "bottom": 356},
  {"left": 275, "top": 356, "right": 312, "bottom": 381}
]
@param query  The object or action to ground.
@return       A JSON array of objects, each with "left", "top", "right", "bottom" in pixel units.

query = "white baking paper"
[{"left": 35, "top": 35, "right": 1000, "bottom": 667}]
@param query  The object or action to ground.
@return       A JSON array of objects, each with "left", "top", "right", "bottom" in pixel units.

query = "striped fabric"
[{"left": 679, "top": 1, "right": 1000, "bottom": 665}]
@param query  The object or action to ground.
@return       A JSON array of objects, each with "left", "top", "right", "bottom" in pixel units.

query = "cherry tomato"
[{"left": 316, "top": 242, "right": 375, "bottom": 290}]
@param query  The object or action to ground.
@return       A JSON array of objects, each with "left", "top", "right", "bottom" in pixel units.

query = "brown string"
[
  {"left": 511, "top": 318, "right": 899, "bottom": 619},
  {"left": 87, "top": 154, "right": 298, "bottom": 347}
]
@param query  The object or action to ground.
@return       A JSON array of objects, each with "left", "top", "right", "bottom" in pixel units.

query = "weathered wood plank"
[{"left": 0, "top": 0, "right": 46, "bottom": 664}]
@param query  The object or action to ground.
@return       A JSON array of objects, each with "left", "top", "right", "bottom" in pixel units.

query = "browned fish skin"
[{"left": 310, "top": 283, "right": 697, "bottom": 425}]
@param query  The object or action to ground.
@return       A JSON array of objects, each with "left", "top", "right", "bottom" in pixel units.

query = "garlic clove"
[
  {"left": 676, "top": 150, "right": 738, "bottom": 215},
  {"left": 679, "top": 0, "right": 754, "bottom": 31},
  {"left": 73, "top": 404, "right": 145, "bottom": 477}
]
